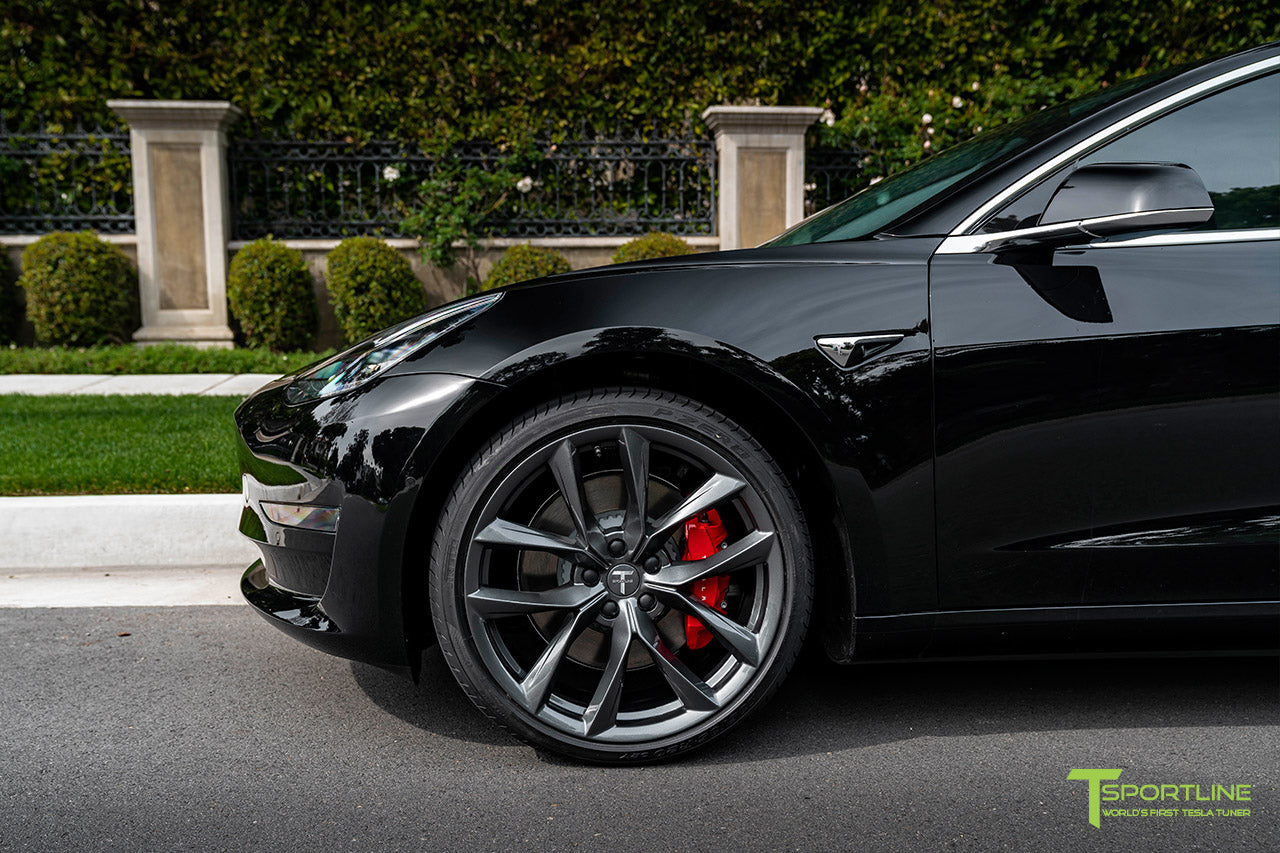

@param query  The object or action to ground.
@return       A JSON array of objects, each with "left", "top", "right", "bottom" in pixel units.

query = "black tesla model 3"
[{"left": 236, "top": 43, "right": 1279, "bottom": 762}]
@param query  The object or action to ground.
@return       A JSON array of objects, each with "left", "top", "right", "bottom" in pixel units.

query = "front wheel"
[{"left": 429, "top": 388, "right": 813, "bottom": 762}]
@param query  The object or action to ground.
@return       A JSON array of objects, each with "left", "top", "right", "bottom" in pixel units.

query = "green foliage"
[
  {"left": 399, "top": 152, "right": 530, "bottom": 292},
  {"left": 483, "top": 244, "right": 572, "bottom": 291},
  {"left": 0, "top": 394, "right": 240, "bottom": 495},
  {"left": 0, "top": 129, "right": 133, "bottom": 229},
  {"left": 0, "top": 343, "right": 333, "bottom": 375},
  {"left": 325, "top": 236, "right": 427, "bottom": 344},
  {"left": 18, "top": 231, "right": 137, "bottom": 346},
  {"left": 3, "top": 1, "right": 1272, "bottom": 146},
  {"left": 612, "top": 232, "right": 695, "bottom": 264},
  {"left": 0, "top": 252, "right": 19, "bottom": 344},
  {"left": 226, "top": 238, "right": 316, "bottom": 351}
]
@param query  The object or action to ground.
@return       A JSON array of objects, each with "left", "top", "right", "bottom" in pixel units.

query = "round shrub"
[
  {"left": 19, "top": 231, "right": 137, "bottom": 346},
  {"left": 227, "top": 238, "right": 317, "bottom": 351},
  {"left": 611, "top": 232, "right": 695, "bottom": 264},
  {"left": 482, "top": 244, "right": 572, "bottom": 291},
  {"left": 326, "top": 236, "right": 427, "bottom": 345},
  {"left": 0, "top": 252, "right": 19, "bottom": 344}
]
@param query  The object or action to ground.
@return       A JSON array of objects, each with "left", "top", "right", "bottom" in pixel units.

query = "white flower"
[
  {"left": 974, "top": 125, "right": 983, "bottom": 133},
  {"left": 382, "top": 165, "right": 400, "bottom": 182},
  {"left": 820, "top": 108, "right": 836, "bottom": 127},
  {"left": 857, "top": 82, "right": 869, "bottom": 94},
  {"left": 971, "top": 81, "right": 980, "bottom": 91},
  {"left": 951, "top": 96, "right": 963, "bottom": 108},
  {"left": 923, "top": 140, "right": 932, "bottom": 150},
  {"left": 921, "top": 113, "right": 933, "bottom": 125},
  {"left": 869, "top": 176, "right": 883, "bottom": 185},
  {"left": 803, "top": 182, "right": 817, "bottom": 192},
  {"left": 515, "top": 176, "right": 534, "bottom": 194},
  {"left": 926, "top": 126, "right": 935, "bottom": 136}
]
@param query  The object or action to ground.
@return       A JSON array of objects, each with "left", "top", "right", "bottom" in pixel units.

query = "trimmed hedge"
[
  {"left": 612, "top": 232, "right": 695, "bottom": 264},
  {"left": 325, "top": 236, "right": 427, "bottom": 345},
  {"left": 227, "top": 238, "right": 317, "bottom": 352},
  {"left": 18, "top": 231, "right": 137, "bottom": 346},
  {"left": 482, "top": 244, "right": 572, "bottom": 291},
  {"left": 3, "top": 2, "right": 1273, "bottom": 152},
  {"left": 0, "top": 253, "right": 18, "bottom": 345}
]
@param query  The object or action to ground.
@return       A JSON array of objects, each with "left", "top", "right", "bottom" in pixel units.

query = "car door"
[{"left": 929, "top": 70, "right": 1279, "bottom": 612}]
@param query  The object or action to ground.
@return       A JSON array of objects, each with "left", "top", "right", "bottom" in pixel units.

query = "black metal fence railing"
[
  {"left": 228, "top": 134, "right": 717, "bottom": 241},
  {"left": 0, "top": 117, "right": 867, "bottom": 240},
  {"left": 0, "top": 117, "right": 134, "bottom": 234},
  {"left": 804, "top": 146, "right": 870, "bottom": 217}
]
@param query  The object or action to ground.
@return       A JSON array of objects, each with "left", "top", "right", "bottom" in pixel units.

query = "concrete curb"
[
  {"left": 0, "top": 373, "right": 281, "bottom": 396},
  {"left": 0, "top": 494, "right": 257, "bottom": 572}
]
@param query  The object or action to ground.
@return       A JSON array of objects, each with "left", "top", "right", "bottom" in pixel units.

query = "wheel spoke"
[
  {"left": 651, "top": 588, "right": 764, "bottom": 667},
  {"left": 618, "top": 428, "right": 650, "bottom": 550},
  {"left": 582, "top": 612, "right": 632, "bottom": 736},
  {"left": 549, "top": 440, "right": 606, "bottom": 555},
  {"left": 474, "top": 517, "right": 602, "bottom": 566},
  {"left": 642, "top": 473, "right": 747, "bottom": 555},
  {"left": 467, "top": 584, "right": 600, "bottom": 619},
  {"left": 514, "top": 597, "right": 604, "bottom": 713},
  {"left": 654, "top": 530, "right": 775, "bottom": 586},
  {"left": 632, "top": 606, "right": 719, "bottom": 712}
]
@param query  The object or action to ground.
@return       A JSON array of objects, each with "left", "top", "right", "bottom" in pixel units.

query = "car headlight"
[{"left": 284, "top": 293, "right": 502, "bottom": 404}]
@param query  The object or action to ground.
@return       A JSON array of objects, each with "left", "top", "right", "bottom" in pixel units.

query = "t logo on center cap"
[{"left": 606, "top": 566, "right": 640, "bottom": 597}]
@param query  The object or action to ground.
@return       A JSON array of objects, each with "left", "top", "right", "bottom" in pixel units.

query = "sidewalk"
[{"left": 0, "top": 373, "right": 281, "bottom": 396}]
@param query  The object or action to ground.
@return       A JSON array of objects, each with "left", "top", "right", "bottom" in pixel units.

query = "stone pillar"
[
  {"left": 108, "top": 100, "right": 242, "bottom": 348},
  {"left": 701, "top": 106, "right": 823, "bottom": 250}
]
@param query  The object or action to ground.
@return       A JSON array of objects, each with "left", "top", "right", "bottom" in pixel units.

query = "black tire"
[{"left": 429, "top": 387, "right": 813, "bottom": 763}]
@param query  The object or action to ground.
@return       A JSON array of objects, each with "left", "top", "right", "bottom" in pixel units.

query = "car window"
[
  {"left": 765, "top": 68, "right": 1184, "bottom": 247},
  {"left": 984, "top": 72, "right": 1280, "bottom": 233}
]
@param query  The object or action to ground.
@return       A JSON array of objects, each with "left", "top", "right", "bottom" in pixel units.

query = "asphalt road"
[{"left": 1, "top": 605, "right": 1276, "bottom": 852}]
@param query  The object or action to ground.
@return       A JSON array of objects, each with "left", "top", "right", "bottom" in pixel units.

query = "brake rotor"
[{"left": 520, "top": 473, "right": 686, "bottom": 669}]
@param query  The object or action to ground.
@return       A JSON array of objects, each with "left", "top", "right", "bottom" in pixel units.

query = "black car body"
[{"left": 236, "top": 44, "right": 1279, "bottom": 761}]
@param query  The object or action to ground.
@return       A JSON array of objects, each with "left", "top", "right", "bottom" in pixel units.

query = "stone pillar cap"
[
  {"left": 701, "top": 105, "right": 824, "bottom": 135},
  {"left": 107, "top": 100, "right": 243, "bottom": 132}
]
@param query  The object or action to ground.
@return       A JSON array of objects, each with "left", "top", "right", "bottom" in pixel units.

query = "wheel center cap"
[{"left": 604, "top": 564, "right": 641, "bottom": 597}]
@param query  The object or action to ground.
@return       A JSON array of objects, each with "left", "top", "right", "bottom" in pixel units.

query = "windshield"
[{"left": 766, "top": 69, "right": 1184, "bottom": 246}]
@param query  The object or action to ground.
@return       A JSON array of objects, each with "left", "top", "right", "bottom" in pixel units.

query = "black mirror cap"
[{"left": 1042, "top": 162, "right": 1213, "bottom": 225}]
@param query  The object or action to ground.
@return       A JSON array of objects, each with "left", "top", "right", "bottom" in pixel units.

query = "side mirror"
[{"left": 974, "top": 163, "right": 1214, "bottom": 252}]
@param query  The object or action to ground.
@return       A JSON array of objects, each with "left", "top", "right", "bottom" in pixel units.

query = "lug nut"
[
  {"left": 608, "top": 539, "right": 627, "bottom": 557},
  {"left": 643, "top": 556, "right": 660, "bottom": 574},
  {"left": 638, "top": 593, "right": 656, "bottom": 611},
  {"left": 582, "top": 569, "right": 599, "bottom": 586},
  {"left": 602, "top": 601, "right": 620, "bottom": 619}
]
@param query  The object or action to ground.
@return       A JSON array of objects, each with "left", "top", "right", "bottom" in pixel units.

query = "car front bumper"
[{"left": 234, "top": 371, "right": 502, "bottom": 673}]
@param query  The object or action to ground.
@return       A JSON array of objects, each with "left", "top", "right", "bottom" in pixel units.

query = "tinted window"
[
  {"left": 987, "top": 73, "right": 1280, "bottom": 232},
  {"left": 766, "top": 68, "right": 1184, "bottom": 246}
]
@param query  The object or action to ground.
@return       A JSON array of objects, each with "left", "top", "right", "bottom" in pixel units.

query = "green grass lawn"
[
  {"left": 0, "top": 395, "right": 241, "bottom": 495},
  {"left": 0, "top": 344, "right": 333, "bottom": 375}
]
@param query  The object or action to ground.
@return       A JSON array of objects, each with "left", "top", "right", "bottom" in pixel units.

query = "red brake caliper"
[{"left": 682, "top": 509, "right": 729, "bottom": 650}]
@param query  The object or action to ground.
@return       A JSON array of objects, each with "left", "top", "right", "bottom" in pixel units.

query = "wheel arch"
[{"left": 401, "top": 345, "right": 857, "bottom": 672}]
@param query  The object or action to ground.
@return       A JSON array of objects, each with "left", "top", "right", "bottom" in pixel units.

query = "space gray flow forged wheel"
[{"left": 429, "top": 387, "right": 813, "bottom": 763}]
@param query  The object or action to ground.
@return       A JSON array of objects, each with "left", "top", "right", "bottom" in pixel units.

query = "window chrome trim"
[
  {"left": 948, "top": 54, "right": 1280, "bottom": 238},
  {"left": 938, "top": 227, "right": 1280, "bottom": 255},
  {"left": 1085, "top": 228, "right": 1280, "bottom": 249}
]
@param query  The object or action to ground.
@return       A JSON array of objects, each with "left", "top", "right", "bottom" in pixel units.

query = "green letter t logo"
[{"left": 1067, "top": 768, "right": 1124, "bottom": 828}]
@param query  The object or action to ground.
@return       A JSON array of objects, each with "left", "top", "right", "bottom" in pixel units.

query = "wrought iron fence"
[
  {"left": 229, "top": 133, "right": 716, "bottom": 240},
  {"left": 0, "top": 117, "right": 134, "bottom": 234},
  {"left": 804, "top": 146, "right": 870, "bottom": 217}
]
